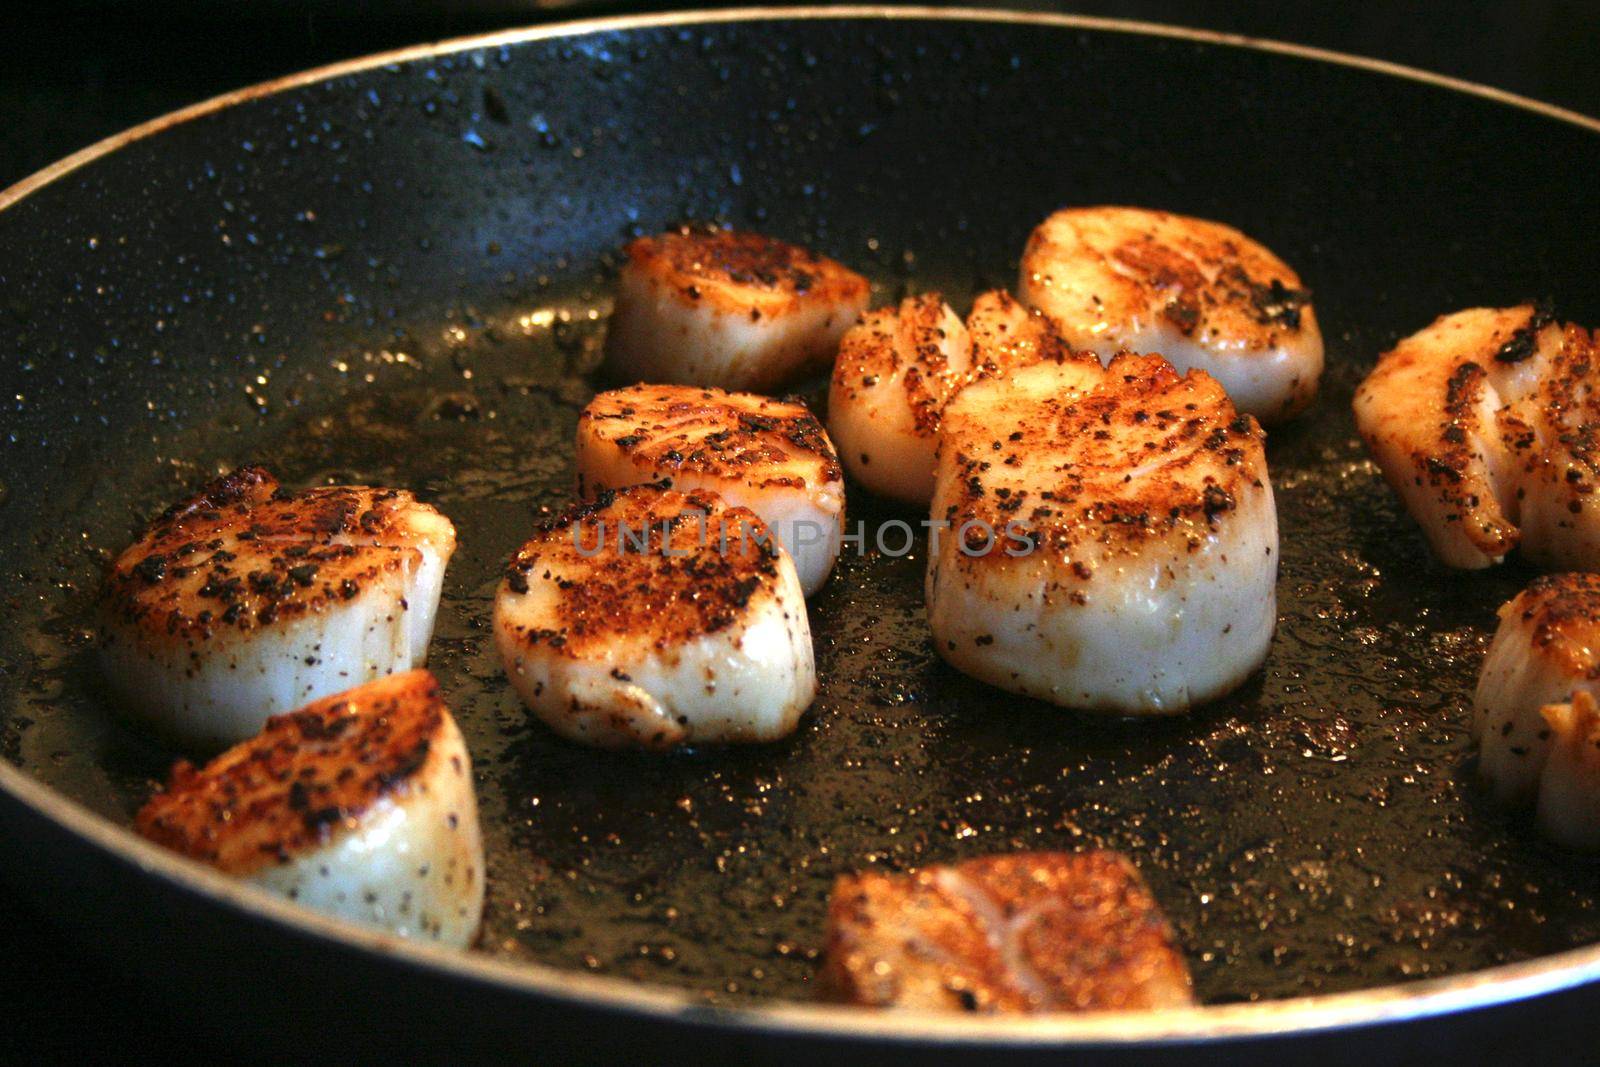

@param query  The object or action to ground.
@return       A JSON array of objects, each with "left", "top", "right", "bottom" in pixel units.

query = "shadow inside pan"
[{"left": 3, "top": 12, "right": 1600, "bottom": 1011}]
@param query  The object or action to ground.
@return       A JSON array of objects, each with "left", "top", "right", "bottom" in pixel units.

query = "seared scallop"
[
  {"left": 1477, "top": 577, "right": 1600, "bottom": 848},
  {"left": 1534, "top": 691, "right": 1600, "bottom": 850},
  {"left": 602, "top": 226, "right": 870, "bottom": 392},
  {"left": 1019, "top": 206, "right": 1322, "bottom": 422},
  {"left": 821, "top": 851, "right": 1194, "bottom": 1013},
  {"left": 827, "top": 293, "right": 969, "bottom": 506},
  {"left": 1474, "top": 573, "right": 1600, "bottom": 810},
  {"left": 576, "top": 383, "right": 844, "bottom": 595},
  {"left": 99, "top": 466, "right": 456, "bottom": 750},
  {"left": 136, "top": 670, "right": 485, "bottom": 946},
  {"left": 927, "top": 354, "right": 1277, "bottom": 713},
  {"left": 828, "top": 290, "right": 1087, "bottom": 505},
  {"left": 493, "top": 485, "right": 815, "bottom": 749},
  {"left": 1354, "top": 304, "right": 1600, "bottom": 570}
]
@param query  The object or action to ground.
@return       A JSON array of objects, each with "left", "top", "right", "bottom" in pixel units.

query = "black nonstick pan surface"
[{"left": 3, "top": 8, "right": 1600, "bottom": 1061}]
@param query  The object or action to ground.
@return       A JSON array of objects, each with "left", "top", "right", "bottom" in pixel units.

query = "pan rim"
[
  {"left": 4, "top": 4, "right": 1599, "bottom": 214},
  {"left": 5, "top": 5, "right": 1600, "bottom": 1046}
]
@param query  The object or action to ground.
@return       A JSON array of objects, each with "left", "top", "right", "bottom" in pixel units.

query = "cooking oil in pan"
[{"left": 5, "top": 303, "right": 1599, "bottom": 1009}]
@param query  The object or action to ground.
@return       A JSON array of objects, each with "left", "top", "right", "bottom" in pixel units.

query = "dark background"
[
  {"left": 5, "top": 0, "right": 1600, "bottom": 191},
  {"left": 1, "top": 2, "right": 1597, "bottom": 1061}
]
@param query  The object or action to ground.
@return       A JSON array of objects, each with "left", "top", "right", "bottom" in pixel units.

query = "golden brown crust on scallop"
[
  {"left": 831, "top": 300, "right": 947, "bottom": 435},
  {"left": 1023, "top": 207, "right": 1313, "bottom": 350},
  {"left": 901, "top": 294, "right": 968, "bottom": 437},
  {"left": 579, "top": 384, "right": 841, "bottom": 491},
  {"left": 939, "top": 354, "right": 1267, "bottom": 563},
  {"left": 830, "top": 291, "right": 1089, "bottom": 442},
  {"left": 1438, "top": 357, "right": 1519, "bottom": 556},
  {"left": 1360, "top": 306, "right": 1541, "bottom": 558},
  {"left": 500, "top": 486, "right": 784, "bottom": 658},
  {"left": 136, "top": 670, "right": 457, "bottom": 874},
  {"left": 624, "top": 227, "right": 870, "bottom": 318},
  {"left": 100, "top": 467, "right": 447, "bottom": 645},
  {"left": 1504, "top": 320, "right": 1600, "bottom": 486},
  {"left": 965, "top": 290, "right": 1079, "bottom": 373},
  {"left": 821, "top": 851, "right": 1193, "bottom": 1013},
  {"left": 831, "top": 294, "right": 964, "bottom": 438},
  {"left": 108, "top": 544, "right": 416, "bottom": 640},
  {"left": 1509, "top": 573, "right": 1600, "bottom": 681},
  {"left": 1353, "top": 303, "right": 1591, "bottom": 562}
]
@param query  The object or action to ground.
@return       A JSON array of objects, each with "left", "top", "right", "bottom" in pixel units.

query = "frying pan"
[{"left": 4, "top": 7, "right": 1600, "bottom": 1062}]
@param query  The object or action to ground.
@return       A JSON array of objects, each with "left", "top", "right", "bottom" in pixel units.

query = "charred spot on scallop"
[
  {"left": 1019, "top": 206, "right": 1323, "bottom": 422},
  {"left": 135, "top": 670, "right": 484, "bottom": 946},
  {"left": 602, "top": 226, "right": 870, "bottom": 392},
  {"left": 821, "top": 851, "right": 1194, "bottom": 1013},
  {"left": 577, "top": 384, "right": 844, "bottom": 595},
  {"left": 97, "top": 466, "right": 456, "bottom": 750},
  {"left": 927, "top": 354, "right": 1277, "bottom": 713},
  {"left": 493, "top": 485, "right": 815, "bottom": 749}
]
